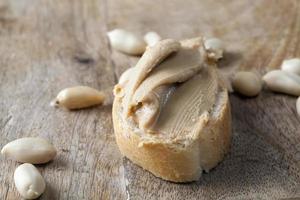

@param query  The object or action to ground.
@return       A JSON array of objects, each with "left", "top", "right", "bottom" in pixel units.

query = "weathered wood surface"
[{"left": 0, "top": 0, "right": 300, "bottom": 199}]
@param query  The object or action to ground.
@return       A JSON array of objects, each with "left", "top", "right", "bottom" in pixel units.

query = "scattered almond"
[
  {"left": 107, "top": 29, "right": 146, "bottom": 55},
  {"left": 281, "top": 58, "right": 300, "bottom": 76},
  {"left": 14, "top": 163, "right": 46, "bottom": 199},
  {"left": 263, "top": 70, "right": 300, "bottom": 96},
  {"left": 53, "top": 86, "right": 105, "bottom": 109},
  {"left": 144, "top": 31, "right": 161, "bottom": 47},
  {"left": 204, "top": 37, "right": 224, "bottom": 60},
  {"left": 297, "top": 97, "right": 300, "bottom": 117},
  {"left": 1, "top": 137, "right": 57, "bottom": 164},
  {"left": 232, "top": 71, "right": 262, "bottom": 97}
]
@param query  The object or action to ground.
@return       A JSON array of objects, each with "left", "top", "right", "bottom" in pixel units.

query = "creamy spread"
[{"left": 114, "top": 38, "right": 219, "bottom": 137}]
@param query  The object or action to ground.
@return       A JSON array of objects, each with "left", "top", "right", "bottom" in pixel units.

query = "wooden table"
[{"left": 0, "top": 0, "right": 300, "bottom": 199}]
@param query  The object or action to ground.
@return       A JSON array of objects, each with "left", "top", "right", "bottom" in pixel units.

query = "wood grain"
[{"left": 0, "top": 0, "right": 300, "bottom": 199}]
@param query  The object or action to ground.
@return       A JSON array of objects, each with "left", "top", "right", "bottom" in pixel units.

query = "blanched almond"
[
  {"left": 107, "top": 29, "right": 146, "bottom": 55},
  {"left": 144, "top": 31, "right": 161, "bottom": 47},
  {"left": 54, "top": 86, "right": 105, "bottom": 109},
  {"left": 297, "top": 97, "right": 300, "bottom": 117},
  {"left": 204, "top": 37, "right": 224, "bottom": 60},
  {"left": 263, "top": 70, "right": 300, "bottom": 96},
  {"left": 232, "top": 71, "right": 262, "bottom": 97},
  {"left": 281, "top": 58, "right": 300, "bottom": 76},
  {"left": 1, "top": 137, "right": 56, "bottom": 164},
  {"left": 14, "top": 163, "right": 46, "bottom": 199}
]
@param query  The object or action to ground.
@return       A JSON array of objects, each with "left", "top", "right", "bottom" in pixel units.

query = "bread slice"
[{"left": 112, "top": 38, "right": 231, "bottom": 182}]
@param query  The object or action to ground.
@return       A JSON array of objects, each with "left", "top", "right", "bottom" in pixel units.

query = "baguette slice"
[{"left": 112, "top": 38, "right": 231, "bottom": 182}]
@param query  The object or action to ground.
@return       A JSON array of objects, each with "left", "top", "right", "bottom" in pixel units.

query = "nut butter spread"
[{"left": 114, "top": 38, "right": 219, "bottom": 137}]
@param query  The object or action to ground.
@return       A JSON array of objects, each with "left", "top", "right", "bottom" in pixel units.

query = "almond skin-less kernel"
[
  {"left": 54, "top": 86, "right": 105, "bottom": 109},
  {"left": 281, "top": 58, "right": 300, "bottom": 76},
  {"left": 14, "top": 163, "right": 46, "bottom": 199},
  {"left": 107, "top": 29, "right": 146, "bottom": 55},
  {"left": 232, "top": 71, "right": 262, "bottom": 97},
  {"left": 263, "top": 70, "right": 300, "bottom": 96},
  {"left": 1, "top": 137, "right": 56, "bottom": 164}
]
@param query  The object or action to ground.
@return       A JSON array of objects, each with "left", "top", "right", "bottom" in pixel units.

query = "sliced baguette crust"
[{"left": 113, "top": 76, "right": 231, "bottom": 182}]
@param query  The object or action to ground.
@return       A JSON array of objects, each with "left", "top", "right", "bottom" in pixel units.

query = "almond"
[{"left": 1, "top": 137, "right": 56, "bottom": 164}]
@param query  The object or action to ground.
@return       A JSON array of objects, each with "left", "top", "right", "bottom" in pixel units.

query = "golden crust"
[{"left": 112, "top": 85, "right": 231, "bottom": 182}]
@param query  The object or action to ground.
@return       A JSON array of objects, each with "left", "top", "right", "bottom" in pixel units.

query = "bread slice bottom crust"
[{"left": 113, "top": 86, "right": 231, "bottom": 182}]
